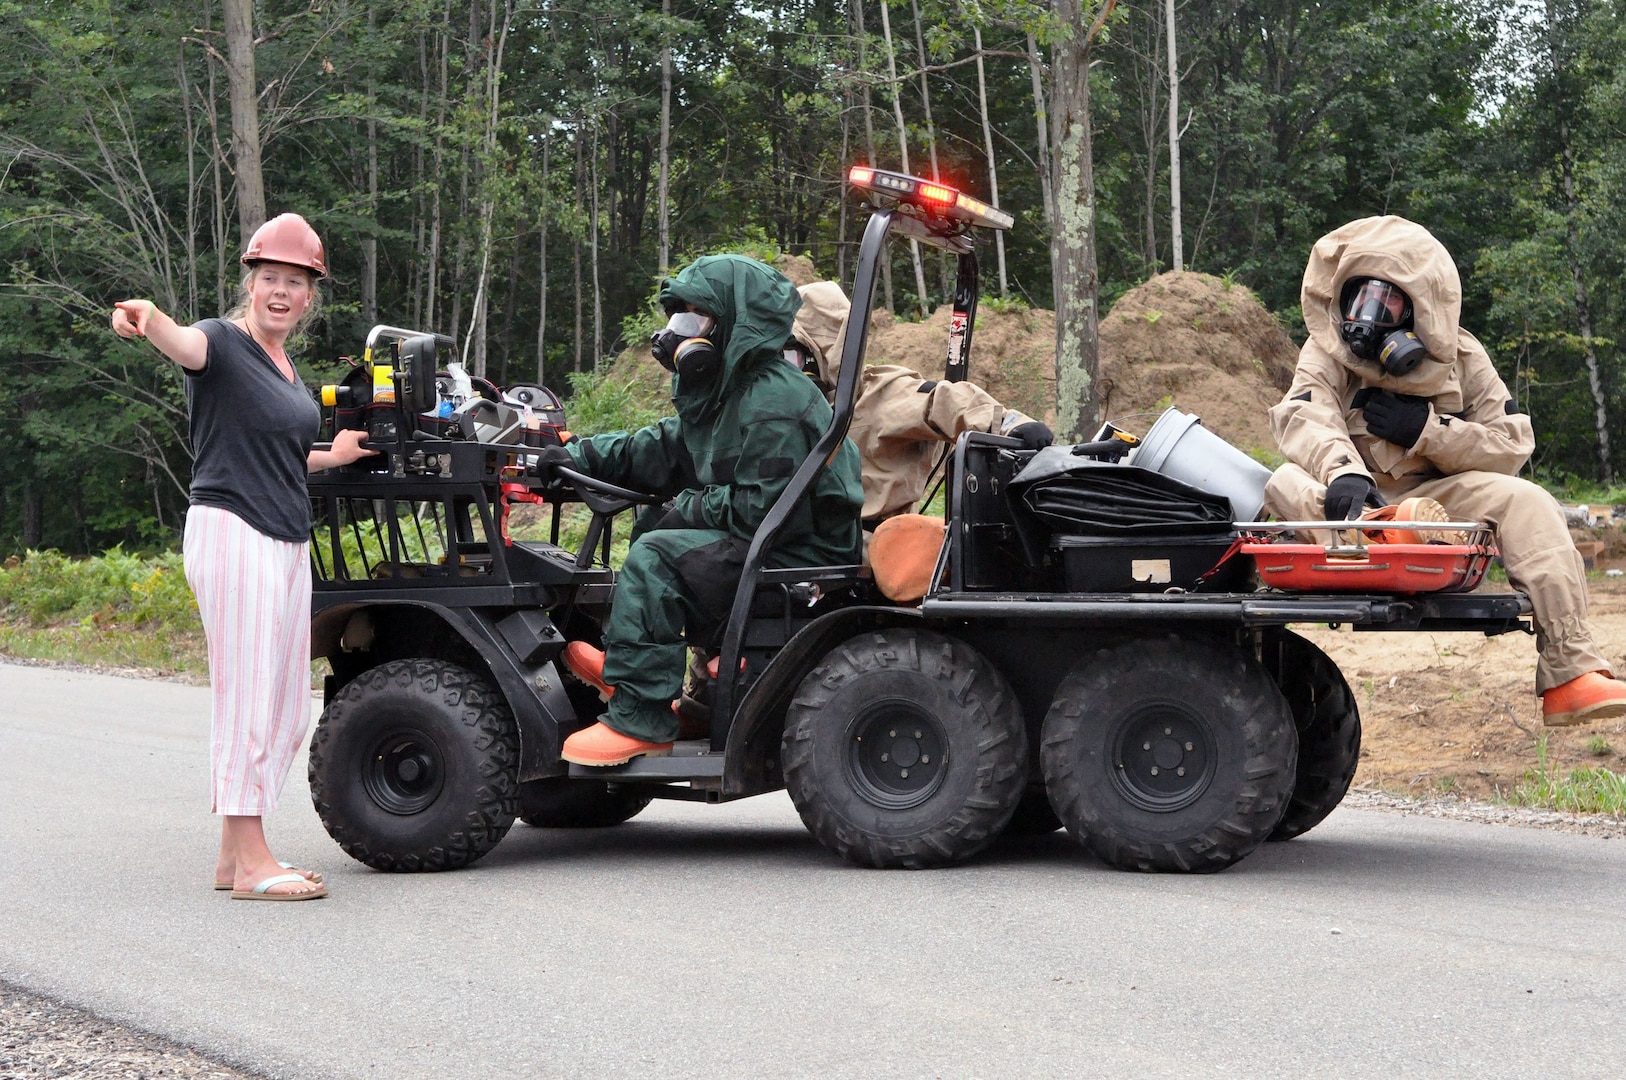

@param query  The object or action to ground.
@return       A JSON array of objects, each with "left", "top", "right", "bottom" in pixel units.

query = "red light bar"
[{"left": 847, "top": 165, "right": 1014, "bottom": 231}]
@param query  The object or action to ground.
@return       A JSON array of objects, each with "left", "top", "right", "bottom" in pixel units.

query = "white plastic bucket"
[{"left": 1129, "top": 408, "right": 1272, "bottom": 521}]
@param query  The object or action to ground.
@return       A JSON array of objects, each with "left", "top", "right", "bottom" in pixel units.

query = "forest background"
[{"left": 1, "top": 0, "right": 1624, "bottom": 558}]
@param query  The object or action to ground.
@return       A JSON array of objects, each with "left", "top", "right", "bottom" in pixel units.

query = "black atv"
[{"left": 305, "top": 168, "right": 1532, "bottom": 874}]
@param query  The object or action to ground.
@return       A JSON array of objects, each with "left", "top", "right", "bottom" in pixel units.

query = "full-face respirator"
[
  {"left": 650, "top": 310, "right": 720, "bottom": 384},
  {"left": 1339, "top": 277, "right": 1429, "bottom": 377}
]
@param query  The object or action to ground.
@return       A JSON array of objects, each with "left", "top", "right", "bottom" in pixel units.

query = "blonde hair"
[{"left": 225, "top": 263, "right": 323, "bottom": 341}]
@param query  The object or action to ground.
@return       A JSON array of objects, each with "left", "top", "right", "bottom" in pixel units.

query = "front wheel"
[
  {"left": 1041, "top": 635, "right": 1296, "bottom": 873},
  {"left": 782, "top": 629, "right": 1028, "bottom": 869},
  {"left": 309, "top": 658, "right": 519, "bottom": 871}
]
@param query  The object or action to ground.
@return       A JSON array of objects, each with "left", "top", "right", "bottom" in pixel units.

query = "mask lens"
[
  {"left": 666, "top": 311, "right": 713, "bottom": 339},
  {"left": 1344, "top": 280, "right": 1408, "bottom": 329}
]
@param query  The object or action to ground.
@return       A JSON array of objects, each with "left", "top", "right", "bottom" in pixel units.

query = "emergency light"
[{"left": 846, "top": 166, "right": 1014, "bottom": 231}]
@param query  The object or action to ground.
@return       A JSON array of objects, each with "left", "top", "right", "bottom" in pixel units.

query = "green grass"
[
  {"left": 0, "top": 548, "right": 208, "bottom": 677},
  {"left": 1509, "top": 735, "right": 1626, "bottom": 815}
]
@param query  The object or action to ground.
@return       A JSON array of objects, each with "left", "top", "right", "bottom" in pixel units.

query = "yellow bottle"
[{"left": 372, "top": 361, "right": 396, "bottom": 404}]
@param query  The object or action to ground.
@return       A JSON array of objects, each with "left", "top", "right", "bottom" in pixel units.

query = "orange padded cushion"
[{"left": 869, "top": 514, "right": 946, "bottom": 602}]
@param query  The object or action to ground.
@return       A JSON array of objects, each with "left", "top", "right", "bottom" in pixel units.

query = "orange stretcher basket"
[{"left": 1238, "top": 520, "right": 1497, "bottom": 595}]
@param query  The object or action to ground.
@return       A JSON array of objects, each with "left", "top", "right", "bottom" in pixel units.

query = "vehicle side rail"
[{"left": 921, "top": 590, "right": 1533, "bottom": 633}]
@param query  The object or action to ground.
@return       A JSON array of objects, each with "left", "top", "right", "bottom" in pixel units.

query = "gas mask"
[
  {"left": 784, "top": 342, "right": 831, "bottom": 394},
  {"left": 1339, "top": 277, "right": 1428, "bottom": 377},
  {"left": 650, "top": 311, "right": 720, "bottom": 384}
]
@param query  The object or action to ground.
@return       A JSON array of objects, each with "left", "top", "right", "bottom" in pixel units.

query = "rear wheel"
[
  {"left": 1040, "top": 635, "right": 1296, "bottom": 873},
  {"left": 309, "top": 658, "right": 519, "bottom": 871},
  {"left": 517, "top": 778, "right": 653, "bottom": 828},
  {"left": 1263, "top": 630, "right": 1361, "bottom": 840},
  {"left": 782, "top": 629, "right": 1027, "bottom": 869}
]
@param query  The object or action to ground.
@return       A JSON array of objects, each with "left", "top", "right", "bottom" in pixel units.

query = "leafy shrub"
[
  {"left": 563, "top": 369, "right": 666, "bottom": 437},
  {"left": 0, "top": 548, "right": 196, "bottom": 630}
]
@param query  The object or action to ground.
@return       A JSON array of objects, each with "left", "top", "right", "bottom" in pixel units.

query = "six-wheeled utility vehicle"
[{"left": 305, "top": 168, "right": 1533, "bottom": 874}]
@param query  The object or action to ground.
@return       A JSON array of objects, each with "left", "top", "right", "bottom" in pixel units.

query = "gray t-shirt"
[{"left": 185, "top": 318, "right": 321, "bottom": 543}]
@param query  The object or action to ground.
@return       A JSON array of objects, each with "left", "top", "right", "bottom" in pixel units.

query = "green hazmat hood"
[{"left": 659, "top": 254, "right": 801, "bottom": 421}]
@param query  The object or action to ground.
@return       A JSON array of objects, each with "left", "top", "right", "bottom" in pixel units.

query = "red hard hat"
[{"left": 241, "top": 213, "right": 327, "bottom": 278}]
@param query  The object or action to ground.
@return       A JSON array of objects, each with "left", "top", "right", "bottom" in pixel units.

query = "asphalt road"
[{"left": 2, "top": 662, "right": 1624, "bottom": 1079}]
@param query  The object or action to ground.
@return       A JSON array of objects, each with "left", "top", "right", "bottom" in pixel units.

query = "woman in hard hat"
[{"left": 111, "top": 213, "right": 375, "bottom": 901}]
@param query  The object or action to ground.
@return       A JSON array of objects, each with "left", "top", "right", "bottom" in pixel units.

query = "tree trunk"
[
  {"left": 853, "top": 0, "right": 893, "bottom": 311},
  {"left": 223, "top": 0, "right": 266, "bottom": 241},
  {"left": 1051, "top": 0, "right": 1111, "bottom": 440},
  {"left": 21, "top": 484, "right": 42, "bottom": 551},
  {"left": 658, "top": 0, "right": 673, "bottom": 273},
  {"left": 537, "top": 133, "right": 550, "bottom": 386},
  {"left": 972, "top": 26, "right": 1006, "bottom": 297},
  {"left": 1165, "top": 0, "right": 1184, "bottom": 271},
  {"left": 465, "top": 0, "right": 515, "bottom": 378},
  {"left": 1539, "top": 0, "right": 1610, "bottom": 482},
  {"left": 426, "top": 1, "right": 452, "bottom": 332},
  {"left": 878, "top": 0, "right": 930, "bottom": 314},
  {"left": 362, "top": 3, "right": 379, "bottom": 328},
  {"left": 590, "top": 123, "right": 603, "bottom": 367},
  {"left": 1028, "top": 32, "right": 1054, "bottom": 228},
  {"left": 573, "top": 129, "right": 584, "bottom": 373}
]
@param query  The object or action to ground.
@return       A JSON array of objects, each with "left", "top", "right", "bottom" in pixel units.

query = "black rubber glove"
[
  {"left": 1323, "top": 474, "right": 1379, "bottom": 520},
  {"left": 527, "top": 444, "right": 576, "bottom": 491},
  {"left": 1008, "top": 420, "right": 1054, "bottom": 451},
  {"left": 1362, "top": 390, "right": 1430, "bottom": 449}
]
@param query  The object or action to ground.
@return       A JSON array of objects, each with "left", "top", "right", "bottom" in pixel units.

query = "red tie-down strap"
[{"left": 498, "top": 481, "right": 546, "bottom": 546}]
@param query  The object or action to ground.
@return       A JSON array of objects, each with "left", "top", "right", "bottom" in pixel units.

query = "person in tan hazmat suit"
[
  {"left": 786, "top": 280, "right": 1053, "bottom": 525},
  {"left": 1266, "top": 215, "right": 1626, "bottom": 726}
]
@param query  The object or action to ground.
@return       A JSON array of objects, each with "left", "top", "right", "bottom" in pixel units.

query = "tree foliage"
[{"left": 2, "top": 0, "right": 1624, "bottom": 554}]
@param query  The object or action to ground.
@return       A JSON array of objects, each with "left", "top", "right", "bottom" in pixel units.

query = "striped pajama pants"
[{"left": 182, "top": 505, "right": 312, "bottom": 816}]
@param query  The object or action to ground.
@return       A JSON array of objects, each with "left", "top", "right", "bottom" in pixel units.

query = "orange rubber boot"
[
  {"left": 560, "top": 722, "right": 673, "bottom": 766},
  {"left": 562, "top": 641, "right": 614, "bottom": 700},
  {"left": 1542, "top": 671, "right": 1626, "bottom": 727}
]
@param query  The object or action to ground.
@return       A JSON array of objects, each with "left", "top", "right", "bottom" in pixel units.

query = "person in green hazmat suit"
[{"left": 533, "top": 255, "right": 864, "bottom": 766}]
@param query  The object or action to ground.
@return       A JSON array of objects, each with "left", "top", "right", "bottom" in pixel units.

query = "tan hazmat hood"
[{"left": 1301, "top": 216, "right": 1462, "bottom": 396}]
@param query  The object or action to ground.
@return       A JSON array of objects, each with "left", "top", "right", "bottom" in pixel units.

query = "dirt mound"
[{"left": 1097, "top": 271, "right": 1299, "bottom": 454}]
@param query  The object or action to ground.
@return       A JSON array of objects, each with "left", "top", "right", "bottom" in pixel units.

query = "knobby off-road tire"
[
  {"left": 309, "top": 658, "right": 519, "bottom": 871},
  {"left": 1264, "top": 630, "right": 1361, "bottom": 841},
  {"left": 517, "top": 778, "right": 653, "bottom": 828},
  {"left": 782, "top": 629, "right": 1028, "bottom": 869},
  {"left": 1040, "top": 635, "right": 1297, "bottom": 873}
]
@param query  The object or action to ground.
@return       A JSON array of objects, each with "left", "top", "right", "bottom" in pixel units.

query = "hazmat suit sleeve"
[
  {"left": 1404, "top": 331, "right": 1533, "bottom": 477},
  {"left": 1269, "top": 345, "right": 1373, "bottom": 485},
  {"left": 663, "top": 396, "right": 820, "bottom": 537},
  {"left": 862, "top": 366, "right": 1029, "bottom": 443},
  {"left": 568, "top": 416, "right": 698, "bottom": 497}
]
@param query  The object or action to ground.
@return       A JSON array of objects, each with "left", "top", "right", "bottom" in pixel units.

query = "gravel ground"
[{"left": 0, "top": 981, "right": 260, "bottom": 1079}]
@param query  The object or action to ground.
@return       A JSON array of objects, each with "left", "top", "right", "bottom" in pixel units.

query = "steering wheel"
[{"left": 553, "top": 465, "right": 665, "bottom": 515}]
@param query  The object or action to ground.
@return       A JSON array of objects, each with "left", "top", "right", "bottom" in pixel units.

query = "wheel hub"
[
  {"left": 1110, "top": 704, "right": 1216, "bottom": 812},
  {"left": 845, "top": 700, "right": 948, "bottom": 810},
  {"left": 362, "top": 727, "right": 446, "bottom": 815}
]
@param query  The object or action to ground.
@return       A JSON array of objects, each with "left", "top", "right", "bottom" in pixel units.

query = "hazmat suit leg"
[
  {"left": 1397, "top": 471, "right": 1613, "bottom": 693},
  {"left": 598, "top": 528, "right": 748, "bottom": 742},
  {"left": 1265, "top": 465, "right": 1613, "bottom": 693}
]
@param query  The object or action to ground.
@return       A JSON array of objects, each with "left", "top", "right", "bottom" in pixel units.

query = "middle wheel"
[
  {"left": 1041, "top": 634, "right": 1297, "bottom": 873},
  {"left": 782, "top": 628, "right": 1028, "bottom": 869}
]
